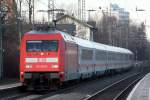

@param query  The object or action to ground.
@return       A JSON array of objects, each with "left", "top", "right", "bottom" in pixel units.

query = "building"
[
  {"left": 111, "top": 4, "right": 129, "bottom": 25},
  {"left": 90, "top": 4, "right": 130, "bottom": 46},
  {"left": 93, "top": 4, "right": 130, "bottom": 25},
  {"left": 56, "top": 14, "right": 94, "bottom": 41}
]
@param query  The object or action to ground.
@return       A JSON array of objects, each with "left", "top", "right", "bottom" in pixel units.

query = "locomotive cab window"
[{"left": 26, "top": 40, "right": 58, "bottom": 52}]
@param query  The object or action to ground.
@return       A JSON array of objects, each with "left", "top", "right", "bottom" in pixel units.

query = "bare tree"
[{"left": 128, "top": 22, "right": 147, "bottom": 61}]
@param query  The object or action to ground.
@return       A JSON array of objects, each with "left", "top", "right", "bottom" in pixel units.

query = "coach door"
[{"left": 65, "top": 42, "right": 78, "bottom": 81}]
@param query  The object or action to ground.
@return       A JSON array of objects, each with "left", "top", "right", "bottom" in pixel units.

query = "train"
[{"left": 20, "top": 30, "right": 134, "bottom": 90}]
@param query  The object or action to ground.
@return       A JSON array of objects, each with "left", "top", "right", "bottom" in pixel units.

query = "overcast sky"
[{"left": 34, "top": 0, "right": 150, "bottom": 20}]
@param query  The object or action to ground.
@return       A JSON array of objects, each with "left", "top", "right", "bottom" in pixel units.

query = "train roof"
[
  {"left": 26, "top": 30, "right": 65, "bottom": 34},
  {"left": 26, "top": 30, "right": 133, "bottom": 54},
  {"left": 61, "top": 32, "right": 133, "bottom": 54}
]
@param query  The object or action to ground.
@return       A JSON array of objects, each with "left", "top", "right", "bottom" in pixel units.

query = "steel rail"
[
  {"left": 113, "top": 75, "right": 144, "bottom": 100},
  {"left": 84, "top": 72, "right": 142, "bottom": 100}
]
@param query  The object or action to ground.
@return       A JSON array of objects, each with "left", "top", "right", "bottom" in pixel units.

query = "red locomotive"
[{"left": 20, "top": 30, "right": 134, "bottom": 90}]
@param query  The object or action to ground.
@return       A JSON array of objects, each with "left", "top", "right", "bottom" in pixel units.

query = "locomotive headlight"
[
  {"left": 26, "top": 65, "right": 29, "bottom": 68},
  {"left": 51, "top": 65, "right": 59, "bottom": 68},
  {"left": 21, "top": 72, "right": 24, "bottom": 75},
  {"left": 25, "top": 65, "right": 32, "bottom": 68}
]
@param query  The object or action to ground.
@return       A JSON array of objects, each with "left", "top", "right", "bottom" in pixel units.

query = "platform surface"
[
  {"left": 127, "top": 73, "right": 150, "bottom": 100},
  {"left": 0, "top": 79, "right": 21, "bottom": 90}
]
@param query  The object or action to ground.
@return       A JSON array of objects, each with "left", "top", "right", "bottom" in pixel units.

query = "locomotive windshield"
[{"left": 26, "top": 40, "right": 58, "bottom": 52}]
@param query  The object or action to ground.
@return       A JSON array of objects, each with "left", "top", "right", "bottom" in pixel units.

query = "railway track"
[
  {"left": 1, "top": 67, "right": 144, "bottom": 100},
  {"left": 23, "top": 72, "right": 143, "bottom": 100},
  {"left": 113, "top": 76, "right": 142, "bottom": 100},
  {"left": 85, "top": 72, "right": 145, "bottom": 100},
  {"left": 3, "top": 81, "right": 84, "bottom": 100},
  {"left": 2, "top": 77, "right": 85, "bottom": 100}
]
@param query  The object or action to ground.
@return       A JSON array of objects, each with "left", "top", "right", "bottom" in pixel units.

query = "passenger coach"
[{"left": 20, "top": 30, "right": 134, "bottom": 90}]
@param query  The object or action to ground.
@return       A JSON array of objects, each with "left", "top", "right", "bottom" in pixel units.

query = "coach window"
[
  {"left": 128, "top": 54, "right": 130, "bottom": 60},
  {"left": 122, "top": 54, "right": 125, "bottom": 61},
  {"left": 110, "top": 53, "right": 113, "bottom": 61},
  {"left": 108, "top": 52, "right": 111, "bottom": 61},
  {"left": 114, "top": 53, "right": 117, "bottom": 61},
  {"left": 130, "top": 55, "right": 132, "bottom": 60},
  {"left": 112, "top": 53, "right": 115, "bottom": 61},
  {"left": 95, "top": 50, "right": 106, "bottom": 61},
  {"left": 126, "top": 54, "right": 128, "bottom": 60},
  {"left": 117, "top": 53, "right": 120, "bottom": 60},
  {"left": 81, "top": 49, "right": 93, "bottom": 60},
  {"left": 108, "top": 52, "right": 112, "bottom": 61},
  {"left": 124, "top": 54, "right": 126, "bottom": 60},
  {"left": 119, "top": 54, "right": 122, "bottom": 61}
]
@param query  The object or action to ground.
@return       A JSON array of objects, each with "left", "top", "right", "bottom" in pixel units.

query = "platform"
[
  {"left": 127, "top": 73, "right": 150, "bottom": 100},
  {"left": 0, "top": 79, "right": 21, "bottom": 91}
]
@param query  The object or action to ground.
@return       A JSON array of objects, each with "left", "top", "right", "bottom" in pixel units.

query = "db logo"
[
  {"left": 38, "top": 58, "right": 46, "bottom": 62},
  {"left": 36, "top": 65, "right": 48, "bottom": 68}
]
